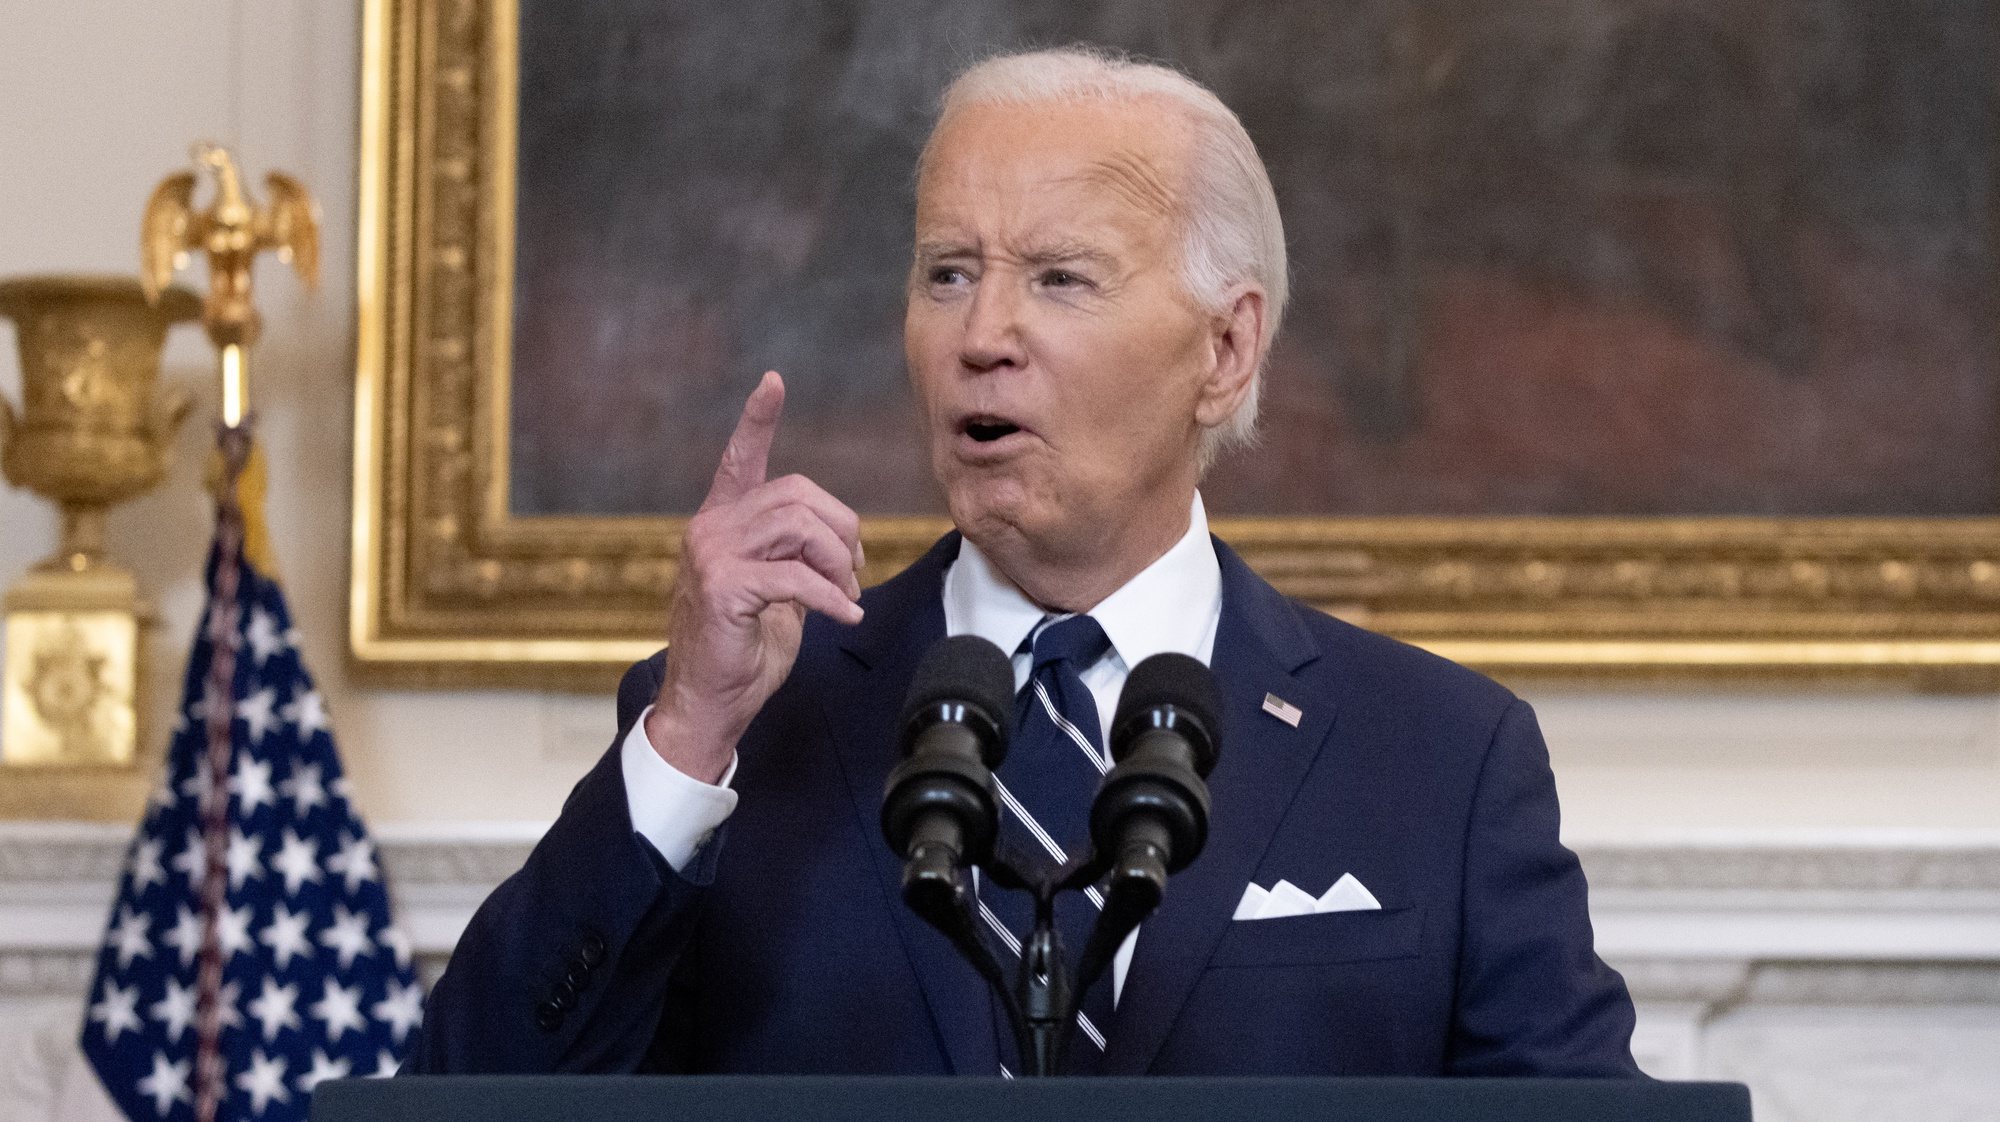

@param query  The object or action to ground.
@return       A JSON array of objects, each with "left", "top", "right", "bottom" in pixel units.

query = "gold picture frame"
[{"left": 352, "top": 0, "right": 2000, "bottom": 687}]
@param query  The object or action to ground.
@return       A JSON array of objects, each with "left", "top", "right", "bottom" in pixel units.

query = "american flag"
[{"left": 80, "top": 429, "right": 420, "bottom": 1121}]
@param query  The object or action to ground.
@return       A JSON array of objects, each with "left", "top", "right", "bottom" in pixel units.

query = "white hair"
[{"left": 923, "top": 46, "right": 1289, "bottom": 471}]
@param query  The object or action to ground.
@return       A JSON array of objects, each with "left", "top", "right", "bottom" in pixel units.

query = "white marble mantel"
[{"left": 4, "top": 823, "right": 1998, "bottom": 1121}]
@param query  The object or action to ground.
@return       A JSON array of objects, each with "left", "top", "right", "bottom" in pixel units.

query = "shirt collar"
[{"left": 943, "top": 493, "right": 1220, "bottom": 669}]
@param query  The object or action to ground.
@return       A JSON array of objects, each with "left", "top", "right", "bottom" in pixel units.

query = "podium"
[{"left": 312, "top": 1075, "right": 1752, "bottom": 1122}]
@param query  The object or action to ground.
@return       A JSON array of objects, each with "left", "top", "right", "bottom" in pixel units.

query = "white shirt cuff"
[{"left": 619, "top": 704, "right": 740, "bottom": 872}]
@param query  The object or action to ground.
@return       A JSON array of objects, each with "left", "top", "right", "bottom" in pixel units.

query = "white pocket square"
[{"left": 1232, "top": 873, "right": 1381, "bottom": 920}]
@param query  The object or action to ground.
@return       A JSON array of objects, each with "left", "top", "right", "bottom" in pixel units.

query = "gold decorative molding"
[{"left": 352, "top": 0, "right": 2000, "bottom": 686}]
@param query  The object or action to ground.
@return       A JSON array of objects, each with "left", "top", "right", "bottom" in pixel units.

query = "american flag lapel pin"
[{"left": 1261, "top": 692, "right": 1303, "bottom": 727}]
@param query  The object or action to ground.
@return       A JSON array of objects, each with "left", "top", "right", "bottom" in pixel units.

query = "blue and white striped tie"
[{"left": 980, "top": 613, "right": 1115, "bottom": 1073}]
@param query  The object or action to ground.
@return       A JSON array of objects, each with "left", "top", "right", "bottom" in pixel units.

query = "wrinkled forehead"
[{"left": 914, "top": 98, "right": 1195, "bottom": 229}]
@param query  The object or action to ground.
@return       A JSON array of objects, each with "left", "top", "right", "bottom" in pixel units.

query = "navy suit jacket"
[{"left": 410, "top": 534, "right": 1640, "bottom": 1077}]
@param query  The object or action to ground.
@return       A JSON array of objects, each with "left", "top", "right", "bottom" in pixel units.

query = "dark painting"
[{"left": 509, "top": 0, "right": 1998, "bottom": 518}]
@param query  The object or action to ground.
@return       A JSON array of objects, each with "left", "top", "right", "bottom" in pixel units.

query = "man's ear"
[{"left": 1194, "top": 286, "right": 1266, "bottom": 429}]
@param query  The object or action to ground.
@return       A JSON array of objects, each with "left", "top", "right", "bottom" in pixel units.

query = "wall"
[
  {"left": 6, "top": 3, "right": 2000, "bottom": 837},
  {"left": 2, "top": 4, "right": 1998, "bottom": 1120}
]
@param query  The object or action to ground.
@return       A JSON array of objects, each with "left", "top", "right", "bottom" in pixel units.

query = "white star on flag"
[
  {"left": 177, "top": 764, "right": 214, "bottom": 811},
  {"left": 135, "top": 1052, "right": 192, "bottom": 1116},
  {"left": 371, "top": 979, "right": 425, "bottom": 1045},
  {"left": 326, "top": 834, "right": 378, "bottom": 894},
  {"left": 279, "top": 761, "right": 328, "bottom": 816},
  {"left": 107, "top": 906, "right": 151, "bottom": 969},
  {"left": 370, "top": 1050, "right": 400, "bottom": 1078},
  {"left": 161, "top": 905, "right": 203, "bottom": 968},
  {"left": 213, "top": 980, "right": 246, "bottom": 1032},
  {"left": 282, "top": 688, "right": 331, "bottom": 743},
  {"left": 248, "top": 978, "right": 303, "bottom": 1041},
  {"left": 169, "top": 827, "right": 208, "bottom": 889},
  {"left": 237, "top": 686, "right": 281, "bottom": 745},
  {"left": 271, "top": 829, "right": 322, "bottom": 894},
  {"left": 310, "top": 979, "right": 368, "bottom": 1043},
  {"left": 246, "top": 605, "right": 289, "bottom": 665},
  {"left": 297, "top": 1049, "right": 351, "bottom": 1094},
  {"left": 217, "top": 903, "right": 256, "bottom": 960},
  {"left": 151, "top": 977, "right": 198, "bottom": 1043},
  {"left": 129, "top": 838, "right": 167, "bottom": 893},
  {"left": 235, "top": 1049, "right": 291, "bottom": 1115},
  {"left": 227, "top": 826, "right": 265, "bottom": 890},
  {"left": 320, "top": 904, "right": 375, "bottom": 970},
  {"left": 376, "top": 924, "right": 413, "bottom": 971},
  {"left": 233, "top": 755, "right": 278, "bottom": 815},
  {"left": 89, "top": 979, "right": 143, "bottom": 1044},
  {"left": 147, "top": 771, "right": 178, "bottom": 812},
  {"left": 260, "top": 903, "right": 315, "bottom": 968}
]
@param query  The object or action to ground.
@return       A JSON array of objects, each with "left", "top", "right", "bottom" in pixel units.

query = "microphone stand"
[
  {"left": 902, "top": 838, "right": 1163, "bottom": 1076},
  {"left": 899, "top": 849, "right": 1023, "bottom": 1054}
]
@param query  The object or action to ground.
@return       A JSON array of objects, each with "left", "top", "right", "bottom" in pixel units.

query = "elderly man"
[{"left": 412, "top": 47, "right": 1640, "bottom": 1078}]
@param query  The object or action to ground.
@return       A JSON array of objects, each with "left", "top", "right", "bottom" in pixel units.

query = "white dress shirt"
[
  {"left": 941, "top": 492, "right": 1221, "bottom": 727},
  {"left": 619, "top": 493, "right": 1224, "bottom": 999}
]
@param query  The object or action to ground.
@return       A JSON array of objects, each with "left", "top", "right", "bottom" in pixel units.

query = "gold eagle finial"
[{"left": 140, "top": 142, "right": 319, "bottom": 349}]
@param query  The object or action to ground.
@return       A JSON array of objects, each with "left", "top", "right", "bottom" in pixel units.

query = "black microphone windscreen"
[
  {"left": 902, "top": 634, "right": 1016, "bottom": 745},
  {"left": 1113, "top": 653, "right": 1221, "bottom": 763}
]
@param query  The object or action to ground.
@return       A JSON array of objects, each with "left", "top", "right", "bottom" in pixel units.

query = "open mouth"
[{"left": 961, "top": 416, "right": 1023, "bottom": 443}]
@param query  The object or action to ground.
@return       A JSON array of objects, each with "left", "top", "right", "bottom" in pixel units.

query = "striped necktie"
[{"left": 979, "top": 613, "right": 1116, "bottom": 1073}]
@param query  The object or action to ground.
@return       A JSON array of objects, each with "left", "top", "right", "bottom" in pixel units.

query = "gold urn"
[{"left": 0, "top": 274, "right": 196, "bottom": 781}]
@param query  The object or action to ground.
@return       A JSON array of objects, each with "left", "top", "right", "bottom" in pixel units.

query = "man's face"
[{"left": 905, "top": 99, "right": 1236, "bottom": 570}]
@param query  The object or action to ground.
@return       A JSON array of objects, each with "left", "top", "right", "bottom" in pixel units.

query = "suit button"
[
  {"left": 535, "top": 1000, "right": 564, "bottom": 1032},
  {"left": 549, "top": 979, "right": 576, "bottom": 1007},
  {"left": 578, "top": 934, "right": 606, "bottom": 966},
  {"left": 565, "top": 964, "right": 591, "bottom": 991}
]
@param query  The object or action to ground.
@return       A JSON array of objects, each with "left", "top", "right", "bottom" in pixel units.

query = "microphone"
[
  {"left": 880, "top": 635, "right": 1015, "bottom": 891},
  {"left": 1091, "top": 653, "right": 1221, "bottom": 886}
]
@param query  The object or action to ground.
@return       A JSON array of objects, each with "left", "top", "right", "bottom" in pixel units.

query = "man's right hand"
[{"left": 644, "top": 372, "right": 864, "bottom": 783}]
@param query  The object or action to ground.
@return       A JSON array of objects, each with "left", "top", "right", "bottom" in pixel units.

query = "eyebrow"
[
  {"left": 1019, "top": 240, "right": 1117, "bottom": 270},
  {"left": 911, "top": 239, "right": 1117, "bottom": 270},
  {"left": 912, "top": 240, "right": 974, "bottom": 263}
]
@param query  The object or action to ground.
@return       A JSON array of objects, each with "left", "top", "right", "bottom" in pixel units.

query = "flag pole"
[
  {"left": 190, "top": 420, "right": 251, "bottom": 1121},
  {"left": 144, "top": 142, "right": 315, "bottom": 1118},
  {"left": 86, "top": 143, "right": 415, "bottom": 1122}
]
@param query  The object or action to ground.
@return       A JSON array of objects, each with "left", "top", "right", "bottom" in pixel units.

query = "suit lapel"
[
  {"left": 1100, "top": 539, "right": 1338, "bottom": 1075},
  {"left": 823, "top": 533, "right": 1002, "bottom": 1076}
]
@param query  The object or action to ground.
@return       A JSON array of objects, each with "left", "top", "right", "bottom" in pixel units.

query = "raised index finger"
[{"left": 703, "top": 371, "right": 784, "bottom": 510}]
